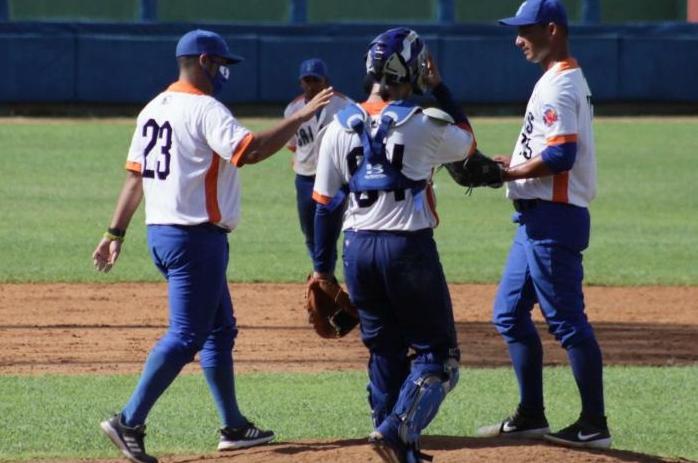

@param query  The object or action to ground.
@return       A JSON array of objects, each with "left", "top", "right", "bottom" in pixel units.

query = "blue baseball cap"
[
  {"left": 299, "top": 58, "right": 328, "bottom": 80},
  {"left": 499, "top": 0, "right": 568, "bottom": 27},
  {"left": 176, "top": 29, "right": 244, "bottom": 64}
]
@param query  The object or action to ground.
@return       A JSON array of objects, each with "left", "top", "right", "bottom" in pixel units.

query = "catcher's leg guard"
[{"left": 387, "top": 353, "right": 459, "bottom": 446}]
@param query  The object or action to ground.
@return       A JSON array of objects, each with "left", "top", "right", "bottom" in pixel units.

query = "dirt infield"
[{"left": 1, "top": 283, "right": 696, "bottom": 462}]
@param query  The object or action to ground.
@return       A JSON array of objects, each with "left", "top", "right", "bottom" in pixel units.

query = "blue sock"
[
  {"left": 507, "top": 334, "right": 544, "bottom": 416},
  {"left": 122, "top": 347, "right": 186, "bottom": 426},
  {"left": 203, "top": 365, "right": 246, "bottom": 429},
  {"left": 567, "top": 336, "right": 605, "bottom": 419}
]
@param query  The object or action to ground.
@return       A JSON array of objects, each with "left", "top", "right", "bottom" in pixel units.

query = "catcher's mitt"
[
  {"left": 305, "top": 275, "right": 359, "bottom": 338},
  {"left": 444, "top": 149, "right": 504, "bottom": 189}
]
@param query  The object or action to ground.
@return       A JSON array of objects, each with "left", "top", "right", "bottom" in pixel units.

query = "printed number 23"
[{"left": 142, "top": 119, "right": 172, "bottom": 180}]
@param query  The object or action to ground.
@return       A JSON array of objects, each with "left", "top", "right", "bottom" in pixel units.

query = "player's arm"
[
  {"left": 92, "top": 170, "right": 143, "bottom": 273},
  {"left": 236, "top": 88, "right": 333, "bottom": 165},
  {"left": 311, "top": 128, "right": 345, "bottom": 279},
  {"left": 425, "top": 55, "right": 476, "bottom": 142}
]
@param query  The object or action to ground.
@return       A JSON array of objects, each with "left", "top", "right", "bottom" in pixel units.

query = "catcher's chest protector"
[{"left": 336, "top": 101, "right": 427, "bottom": 198}]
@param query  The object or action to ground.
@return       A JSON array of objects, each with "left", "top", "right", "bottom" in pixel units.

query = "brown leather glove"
[{"left": 305, "top": 275, "right": 359, "bottom": 338}]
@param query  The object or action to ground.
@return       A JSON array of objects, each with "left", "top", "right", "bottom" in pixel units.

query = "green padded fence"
[
  {"left": 5, "top": 0, "right": 690, "bottom": 23},
  {"left": 158, "top": 0, "right": 289, "bottom": 23},
  {"left": 9, "top": 0, "right": 138, "bottom": 21}
]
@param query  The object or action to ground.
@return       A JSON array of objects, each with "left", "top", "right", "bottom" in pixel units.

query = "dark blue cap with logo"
[
  {"left": 499, "top": 0, "right": 568, "bottom": 27},
  {"left": 299, "top": 58, "right": 329, "bottom": 80},
  {"left": 176, "top": 29, "right": 244, "bottom": 64}
]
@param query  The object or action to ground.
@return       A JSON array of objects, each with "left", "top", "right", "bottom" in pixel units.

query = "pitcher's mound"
[{"left": 116, "top": 437, "right": 682, "bottom": 463}]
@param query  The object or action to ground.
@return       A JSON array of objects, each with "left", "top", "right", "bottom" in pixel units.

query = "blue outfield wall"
[{"left": 1, "top": 22, "right": 698, "bottom": 104}]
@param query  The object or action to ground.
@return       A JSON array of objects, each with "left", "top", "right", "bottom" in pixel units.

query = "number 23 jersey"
[
  {"left": 125, "top": 81, "right": 252, "bottom": 231},
  {"left": 507, "top": 59, "right": 597, "bottom": 207}
]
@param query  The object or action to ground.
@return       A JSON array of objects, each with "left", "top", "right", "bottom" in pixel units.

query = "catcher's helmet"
[{"left": 365, "top": 27, "right": 428, "bottom": 94}]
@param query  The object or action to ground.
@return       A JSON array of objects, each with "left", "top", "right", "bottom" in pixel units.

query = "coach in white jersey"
[
  {"left": 477, "top": 0, "right": 611, "bottom": 450},
  {"left": 313, "top": 28, "right": 475, "bottom": 463},
  {"left": 284, "top": 59, "right": 349, "bottom": 270},
  {"left": 91, "top": 29, "right": 332, "bottom": 463}
]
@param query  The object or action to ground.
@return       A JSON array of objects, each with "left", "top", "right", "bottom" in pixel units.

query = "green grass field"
[
  {"left": 1, "top": 117, "right": 697, "bottom": 284},
  {"left": 1, "top": 366, "right": 697, "bottom": 461},
  {"left": 0, "top": 117, "right": 696, "bottom": 462}
]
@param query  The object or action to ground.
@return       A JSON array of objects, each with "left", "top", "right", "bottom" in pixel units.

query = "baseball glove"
[
  {"left": 305, "top": 275, "right": 359, "bottom": 338},
  {"left": 444, "top": 149, "right": 504, "bottom": 189}
]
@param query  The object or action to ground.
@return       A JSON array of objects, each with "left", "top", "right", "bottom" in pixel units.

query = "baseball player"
[
  {"left": 284, "top": 59, "right": 349, "bottom": 270},
  {"left": 91, "top": 29, "right": 332, "bottom": 463},
  {"left": 311, "top": 28, "right": 476, "bottom": 463},
  {"left": 476, "top": 0, "right": 611, "bottom": 449}
]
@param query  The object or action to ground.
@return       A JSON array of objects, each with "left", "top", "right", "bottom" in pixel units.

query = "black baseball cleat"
[
  {"left": 100, "top": 414, "right": 158, "bottom": 463},
  {"left": 217, "top": 421, "right": 275, "bottom": 450},
  {"left": 369, "top": 430, "right": 404, "bottom": 463},
  {"left": 476, "top": 407, "right": 550, "bottom": 439},
  {"left": 369, "top": 431, "right": 433, "bottom": 463},
  {"left": 544, "top": 416, "right": 612, "bottom": 449}
]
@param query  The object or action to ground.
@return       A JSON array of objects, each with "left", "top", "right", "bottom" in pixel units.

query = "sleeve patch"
[{"left": 542, "top": 104, "right": 559, "bottom": 127}]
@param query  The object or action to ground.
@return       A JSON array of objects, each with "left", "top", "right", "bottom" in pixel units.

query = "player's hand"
[
  {"left": 296, "top": 87, "right": 334, "bottom": 122},
  {"left": 493, "top": 155, "right": 512, "bottom": 168},
  {"left": 92, "top": 237, "right": 122, "bottom": 273},
  {"left": 425, "top": 54, "right": 443, "bottom": 89}
]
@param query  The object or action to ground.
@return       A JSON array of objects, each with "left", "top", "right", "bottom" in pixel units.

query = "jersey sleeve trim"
[
  {"left": 230, "top": 133, "right": 255, "bottom": 167},
  {"left": 312, "top": 191, "right": 332, "bottom": 205},
  {"left": 287, "top": 144, "right": 297, "bottom": 153},
  {"left": 205, "top": 154, "right": 222, "bottom": 223},
  {"left": 547, "top": 134, "right": 578, "bottom": 145},
  {"left": 125, "top": 161, "right": 142, "bottom": 172}
]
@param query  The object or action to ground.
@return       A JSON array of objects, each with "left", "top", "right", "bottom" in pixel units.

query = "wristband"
[{"left": 104, "top": 227, "right": 126, "bottom": 242}]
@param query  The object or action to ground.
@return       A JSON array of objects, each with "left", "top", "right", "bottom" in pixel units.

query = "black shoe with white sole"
[
  {"left": 544, "top": 416, "right": 612, "bottom": 449},
  {"left": 218, "top": 421, "right": 275, "bottom": 450},
  {"left": 476, "top": 407, "right": 550, "bottom": 439},
  {"left": 100, "top": 414, "right": 158, "bottom": 463}
]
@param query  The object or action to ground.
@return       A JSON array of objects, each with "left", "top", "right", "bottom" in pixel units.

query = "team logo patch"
[{"left": 543, "top": 105, "right": 559, "bottom": 127}]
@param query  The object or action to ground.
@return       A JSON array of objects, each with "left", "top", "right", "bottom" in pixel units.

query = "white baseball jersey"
[
  {"left": 313, "top": 101, "right": 474, "bottom": 232},
  {"left": 125, "top": 81, "right": 253, "bottom": 231},
  {"left": 284, "top": 93, "right": 350, "bottom": 176},
  {"left": 507, "top": 58, "right": 597, "bottom": 207}
]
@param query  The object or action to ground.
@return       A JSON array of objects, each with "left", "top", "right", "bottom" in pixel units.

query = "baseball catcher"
[{"left": 305, "top": 274, "right": 358, "bottom": 338}]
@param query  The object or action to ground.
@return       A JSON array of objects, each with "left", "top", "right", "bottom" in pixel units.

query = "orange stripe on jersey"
[
  {"left": 425, "top": 182, "right": 440, "bottom": 227},
  {"left": 167, "top": 80, "right": 206, "bottom": 95},
  {"left": 556, "top": 58, "right": 579, "bottom": 73},
  {"left": 125, "top": 161, "right": 142, "bottom": 172},
  {"left": 361, "top": 100, "right": 388, "bottom": 115},
  {"left": 547, "top": 134, "right": 578, "bottom": 145},
  {"left": 552, "top": 171, "right": 569, "bottom": 203},
  {"left": 287, "top": 145, "right": 297, "bottom": 153},
  {"left": 312, "top": 191, "right": 332, "bottom": 205},
  {"left": 205, "top": 154, "right": 222, "bottom": 223},
  {"left": 230, "top": 133, "right": 255, "bottom": 167}
]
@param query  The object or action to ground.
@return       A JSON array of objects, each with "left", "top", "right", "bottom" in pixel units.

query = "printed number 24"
[{"left": 142, "top": 119, "right": 172, "bottom": 180}]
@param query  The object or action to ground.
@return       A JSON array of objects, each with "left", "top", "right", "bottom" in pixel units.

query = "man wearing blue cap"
[
  {"left": 93, "top": 29, "right": 333, "bottom": 463},
  {"left": 283, "top": 58, "right": 349, "bottom": 272},
  {"left": 476, "top": 0, "right": 611, "bottom": 449}
]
